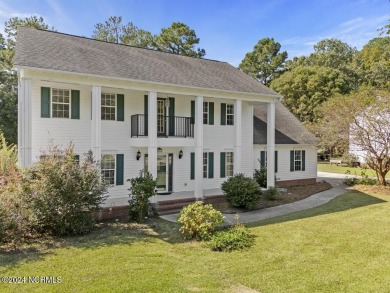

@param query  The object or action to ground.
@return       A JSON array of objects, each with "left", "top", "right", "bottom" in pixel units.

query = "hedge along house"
[
  {"left": 15, "top": 27, "right": 315, "bottom": 211},
  {"left": 253, "top": 102, "right": 318, "bottom": 187}
]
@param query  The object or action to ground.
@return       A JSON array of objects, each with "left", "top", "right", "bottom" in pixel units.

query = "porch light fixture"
[
  {"left": 157, "top": 147, "right": 163, "bottom": 153},
  {"left": 136, "top": 150, "right": 141, "bottom": 160},
  {"left": 179, "top": 149, "right": 183, "bottom": 159}
]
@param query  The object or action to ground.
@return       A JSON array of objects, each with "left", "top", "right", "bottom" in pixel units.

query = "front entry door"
[{"left": 157, "top": 154, "right": 168, "bottom": 192}]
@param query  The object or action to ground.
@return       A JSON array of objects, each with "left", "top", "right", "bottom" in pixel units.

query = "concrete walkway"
[{"left": 160, "top": 172, "right": 352, "bottom": 224}]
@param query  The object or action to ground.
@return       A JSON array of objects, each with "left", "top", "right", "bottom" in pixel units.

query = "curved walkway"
[{"left": 160, "top": 172, "right": 352, "bottom": 224}]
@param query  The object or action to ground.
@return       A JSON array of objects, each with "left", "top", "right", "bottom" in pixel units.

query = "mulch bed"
[{"left": 211, "top": 181, "right": 333, "bottom": 214}]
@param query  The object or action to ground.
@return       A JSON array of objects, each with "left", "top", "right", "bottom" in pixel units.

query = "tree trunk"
[{"left": 378, "top": 171, "right": 387, "bottom": 186}]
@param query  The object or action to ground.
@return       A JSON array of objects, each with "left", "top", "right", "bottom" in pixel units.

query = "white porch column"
[
  {"left": 267, "top": 101, "right": 276, "bottom": 188},
  {"left": 17, "top": 73, "right": 32, "bottom": 168},
  {"left": 91, "top": 86, "right": 102, "bottom": 162},
  {"left": 148, "top": 91, "right": 158, "bottom": 179},
  {"left": 234, "top": 99, "right": 242, "bottom": 174},
  {"left": 194, "top": 96, "right": 204, "bottom": 199}
]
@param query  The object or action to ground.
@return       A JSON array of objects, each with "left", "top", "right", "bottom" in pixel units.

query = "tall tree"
[
  {"left": 308, "top": 38, "right": 357, "bottom": 69},
  {"left": 270, "top": 65, "right": 351, "bottom": 123},
  {"left": 0, "top": 16, "right": 52, "bottom": 145},
  {"left": 239, "top": 38, "right": 287, "bottom": 86},
  {"left": 353, "top": 37, "right": 390, "bottom": 89},
  {"left": 155, "top": 22, "right": 206, "bottom": 57},
  {"left": 92, "top": 16, "right": 123, "bottom": 43}
]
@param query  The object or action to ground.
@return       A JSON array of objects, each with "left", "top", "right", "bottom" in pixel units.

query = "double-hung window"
[
  {"left": 52, "top": 88, "right": 70, "bottom": 118},
  {"left": 203, "top": 152, "right": 208, "bottom": 178},
  {"left": 294, "top": 150, "right": 302, "bottom": 171},
  {"left": 101, "top": 154, "right": 116, "bottom": 185},
  {"left": 226, "top": 104, "right": 234, "bottom": 125},
  {"left": 203, "top": 102, "right": 209, "bottom": 124},
  {"left": 290, "top": 150, "right": 305, "bottom": 172},
  {"left": 226, "top": 152, "right": 234, "bottom": 177},
  {"left": 101, "top": 93, "right": 116, "bottom": 120}
]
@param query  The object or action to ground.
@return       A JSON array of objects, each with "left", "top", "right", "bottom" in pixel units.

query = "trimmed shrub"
[
  {"left": 178, "top": 201, "right": 224, "bottom": 240},
  {"left": 254, "top": 166, "right": 267, "bottom": 188},
  {"left": 20, "top": 145, "right": 108, "bottom": 236},
  {"left": 208, "top": 223, "right": 255, "bottom": 252},
  {"left": 221, "top": 173, "right": 261, "bottom": 209},
  {"left": 265, "top": 186, "right": 280, "bottom": 201},
  {"left": 128, "top": 170, "right": 157, "bottom": 223}
]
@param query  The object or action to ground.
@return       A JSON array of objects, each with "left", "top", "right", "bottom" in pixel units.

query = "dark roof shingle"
[
  {"left": 15, "top": 27, "right": 279, "bottom": 96},
  {"left": 253, "top": 102, "right": 318, "bottom": 145}
]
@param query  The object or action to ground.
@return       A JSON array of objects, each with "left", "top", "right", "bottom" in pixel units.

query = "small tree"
[
  {"left": 128, "top": 170, "right": 157, "bottom": 223},
  {"left": 319, "top": 88, "right": 390, "bottom": 185},
  {"left": 20, "top": 145, "right": 108, "bottom": 236}
]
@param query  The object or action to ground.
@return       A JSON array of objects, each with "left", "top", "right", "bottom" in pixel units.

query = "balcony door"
[{"left": 157, "top": 99, "right": 166, "bottom": 136}]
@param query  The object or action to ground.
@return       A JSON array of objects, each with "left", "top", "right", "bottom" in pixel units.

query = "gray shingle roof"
[
  {"left": 254, "top": 102, "right": 318, "bottom": 145},
  {"left": 15, "top": 27, "right": 279, "bottom": 96}
]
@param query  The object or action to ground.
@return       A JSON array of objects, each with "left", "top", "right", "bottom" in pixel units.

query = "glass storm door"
[
  {"left": 156, "top": 154, "right": 168, "bottom": 192},
  {"left": 157, "top": 99, "right": 166, "bottom": 136}
]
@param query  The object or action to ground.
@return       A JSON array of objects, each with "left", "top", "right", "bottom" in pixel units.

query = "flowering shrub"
[{"left": 178, "top": 201, "right": 224, "bottom": 240}]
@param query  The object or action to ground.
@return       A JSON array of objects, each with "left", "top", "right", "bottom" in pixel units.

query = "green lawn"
[
  {"left": 318, "top": 163, "right": 390, "bottom": 178},
  {"left": 1, "top": 188, "right": 390, "bottom": 292}
]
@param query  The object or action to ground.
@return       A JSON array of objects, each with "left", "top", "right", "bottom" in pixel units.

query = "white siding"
[
  {"left": 29, "top": 77, "right": 315, "bottom": 207},
  {"left": 253, "top": 144, "right": 317, "bottom": 182}
]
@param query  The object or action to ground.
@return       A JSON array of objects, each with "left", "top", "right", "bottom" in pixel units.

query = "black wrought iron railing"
[{"left": 131, "top": 114, "right": 194, "bottom": 138}]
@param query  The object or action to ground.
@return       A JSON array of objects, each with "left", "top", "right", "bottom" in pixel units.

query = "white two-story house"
[{"left": 15, "top": 27, "right": 317, "bottom": 211}]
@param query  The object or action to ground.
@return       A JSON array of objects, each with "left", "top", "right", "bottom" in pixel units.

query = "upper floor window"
[
  {"left": 101, "top": 93, "right": 116, "bottom": 120},
  {"left": 226, "top": 104, "right": 234, "bottom": 125},
  {"left": 203, "top": 102, "right": 209, "bottom": 124},
  {"left": 202, "top": 101, "right": 214, "bottom": 125},
  {"left": 52, "top": 88, "right": 70, "bottom": 118}
]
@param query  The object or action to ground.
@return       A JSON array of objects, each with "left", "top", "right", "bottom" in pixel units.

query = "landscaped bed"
[{"left": 211, "top": 181, "right": 332, "bottom": 214}]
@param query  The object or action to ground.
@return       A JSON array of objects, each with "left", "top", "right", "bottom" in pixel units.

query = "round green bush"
[
  {"left": 177, "top": 201, "right": 224, "bottom": 240},
  {"left": 221, "top": 173, "right": 261, "bottom": 208},
  {"left": 208, "top": 224, "right": 255, "bottom": 252}
]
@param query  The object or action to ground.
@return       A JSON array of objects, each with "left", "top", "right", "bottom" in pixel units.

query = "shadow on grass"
[
  {"left": 0, "top": 218, "right": 182, "bottom": 270},
  {"left": 247, "top": 191, "right": 387, "bottom": 228}
]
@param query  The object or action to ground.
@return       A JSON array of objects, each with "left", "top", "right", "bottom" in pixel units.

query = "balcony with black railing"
[{"left": 131, "top": 114, "right": 194, "bottom": 138}]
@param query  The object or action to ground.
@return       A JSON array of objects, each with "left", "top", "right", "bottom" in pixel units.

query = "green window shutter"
[
  {"left": 191, "top": 100, "right": 195, "bottom": 124},
  {"left": 302, "top": 150, "right": 306, "bottom": 171},
  {"left": 221, "top": 103, "right": 226, "bottom": 125},
  {"left": 169, "top": 97, "right": 175, "bottom": 135},
  {"left": 190, "top": 152, "right": 195, "bottom": 180},
  {"left": 260, "top": 151, "right": 266, "bottom": 167},
  {"left": 208, "top": 152, "right": 214, "bottom": 178},
  {"left": 220, "top": 152, "right": 226, "bottom": 178},
  {"left": 275, "top": 151, "right": 278, "bottom": 173},
  {"left": 41, "top": 87, "right": 51, "bottom": 118},
  {"left": 116, "top": 154, "right": 124, "bottom": 185},
  {"left": 209, "top": 102, "right": 214, "bottom": 125},
  {"left": 71, "top": 90, "right": 80, "bottom": 119},
  {"left": 117, "top": 94, "right": 124, "bottom": 121},
  {"left": 144, "top": 95, "right": 148, "bottom": 135},
  {"left": 290, "top": 150, "right": 295, "bottom": 172},
  {"left": 144, "top": 154, "right": 148, "bottom": 173}
]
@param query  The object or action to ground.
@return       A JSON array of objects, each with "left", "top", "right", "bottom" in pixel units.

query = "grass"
[
  {"left": 318, "top": 162, "right": 390, "bottom": 178},
  {"left": 1, "top": 187, "right": 390, "bottom": 292}
]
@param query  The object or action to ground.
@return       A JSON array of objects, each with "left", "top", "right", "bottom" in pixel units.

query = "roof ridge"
[{"left": 17, "top": 26, "right": 229, "bottom": 64}]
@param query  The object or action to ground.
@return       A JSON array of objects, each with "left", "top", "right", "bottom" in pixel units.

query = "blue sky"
[{"left": 0, "top": 0, "right": 388, "bottom": 66}]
